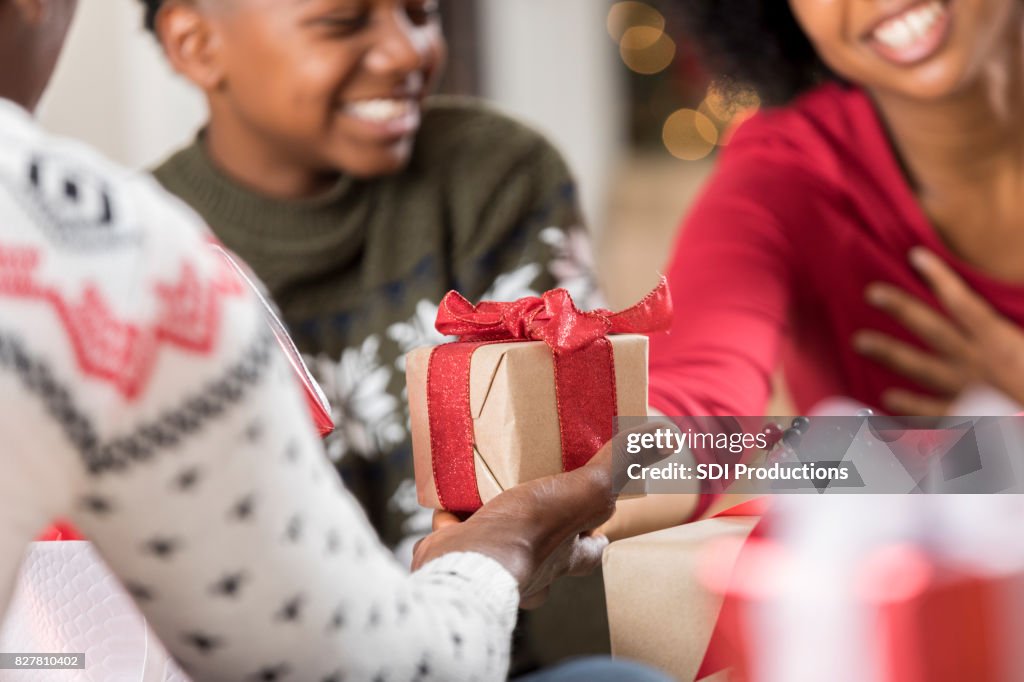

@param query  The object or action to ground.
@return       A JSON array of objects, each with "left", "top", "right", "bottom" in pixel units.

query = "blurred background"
[{"left": 38, "top": 0, "right": 761, "bottom": 308}]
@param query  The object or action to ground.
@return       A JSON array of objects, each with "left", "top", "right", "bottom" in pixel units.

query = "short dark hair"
[
  {"left": 138, "top": 0, "right": 163, "bottom": 33},
  {"left": 669, "top": 0, "right": 834, "bottom": 105}
]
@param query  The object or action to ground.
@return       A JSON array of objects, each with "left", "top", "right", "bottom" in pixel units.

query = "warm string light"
[
  {"left": 700, "top": 84, "right": 761, "bottom": 148},
  {"left": 607, "top": 1, "right": 665, "bottom": 40},
  {"left": 608, "top": 3, "right": 762, "bottom": 161},
  {"left": 620, "top": 28, "right": 676, "bottom": 75},
  {"left": 662, "top": 109, "right": 717, "bottom": 161},
  {"left": 608, "top": 2, "right": 675, "bottom": 75},
  {"left": 663, "top": 86, "right": 762, "bottom": 161}
]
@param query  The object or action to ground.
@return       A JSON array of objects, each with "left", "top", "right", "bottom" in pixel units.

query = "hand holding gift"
[
  {"left": 414, "top": 422, "right": 676, "bottom": 608},
  {"left": 406, "top": 279, "right": 672, "bottom": 512}
]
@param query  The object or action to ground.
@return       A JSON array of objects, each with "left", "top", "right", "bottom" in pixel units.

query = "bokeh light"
[
  {"left": 700, "top": 86, "right": 734, "bottom": 122},
  {"left": 607, "top": 1, "right": 666, "bottom": 42},
  {"left": 620, "top": 30, "right": 677, "bottom": 75},
  {"left": 698, "top": 84, "right": 762, "bottom": 146},
  {"left": 662, "top": 108, "right": 718, "bottom": 161},
  {"left": 610, "top": 1, "right": 676, "bottom": 76},
  {"left": 620, "top": 24, "right": 663, "bottom": 51}
]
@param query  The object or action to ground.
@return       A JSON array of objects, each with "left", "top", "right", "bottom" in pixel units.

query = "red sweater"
[{"left": 649, "top": 83, "right": 1024, "bottom": 417}]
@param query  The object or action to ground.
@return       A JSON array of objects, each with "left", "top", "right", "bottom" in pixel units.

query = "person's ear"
[{"left": 156, "top": 1, "right": 225, "bottom": 91}]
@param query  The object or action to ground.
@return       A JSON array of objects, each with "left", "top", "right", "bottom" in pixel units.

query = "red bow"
[
  {"left": 426, "top": 278, "right": 672, "bottom": 512},
  {"left": 435, "top": 278, "right": 673, "bottom": 351}
]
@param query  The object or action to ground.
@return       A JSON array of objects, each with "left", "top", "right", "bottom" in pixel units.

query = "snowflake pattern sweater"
[
  {"left": 0, "top": 99, "right": 519, "bottom": 681},
  {"left": 153, "top": 98, "right": 593, "bottom": 552}
]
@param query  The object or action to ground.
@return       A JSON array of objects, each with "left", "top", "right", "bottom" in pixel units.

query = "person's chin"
[
  {"left": 887, "top": 63, "right": 971, "bottom": 100},
  {"left": 333, "top": 147, "right": 415, "bottom": 179},
  {"left": 859, "top": 53, "right": 970, "bottom": 101},
  {"left": 323, "top": 115, "right": 420, "bottom": 178}
]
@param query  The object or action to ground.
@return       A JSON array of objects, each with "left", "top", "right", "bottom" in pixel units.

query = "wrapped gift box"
[
  {"left": 703, "top": 545, "right": 1024, "bottom": 682},
  {"left": 603, "top": 515, "right": 759, "bottom": 681},
  {"left": 407, "top": 334, "right": 648, "bottom": 509},
  {"left": 868, "top": 563, "right": 1014, "bottom": 682},
  {"left": 695, "top": 497, "right": 1024, "bottom": 682}
]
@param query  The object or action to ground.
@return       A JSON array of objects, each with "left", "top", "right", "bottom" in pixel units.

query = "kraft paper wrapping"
[
  {"left": 603, "top": 516, "right": 759, "bottom": 681},
  {"left": 406, "top": 334, "right": 648, "bottom": 509}
]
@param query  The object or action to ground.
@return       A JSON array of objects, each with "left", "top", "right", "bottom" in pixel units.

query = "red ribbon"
[{"left": 426, "top": 278, "right": 672, "bottom": 512}]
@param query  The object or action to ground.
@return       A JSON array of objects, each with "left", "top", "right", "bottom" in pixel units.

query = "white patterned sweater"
[{"left": 0, "top": 100, "right": 518, "bottom": 681}]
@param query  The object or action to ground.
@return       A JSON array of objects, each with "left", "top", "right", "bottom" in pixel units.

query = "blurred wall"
[
  {"left": 478, "top": 0, "right": 625, "bottom": 232},
  {"left": 37, "top": 1, "right": 624, "bottom": 230},
  {"left": 38, "top": 1, "right": 205, "bottom": 170}
]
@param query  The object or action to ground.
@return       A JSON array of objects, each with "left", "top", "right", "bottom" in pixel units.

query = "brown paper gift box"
[
  {"left": 406, "top": 334, "right": 648, "bottom": 509},
  {"left": 603, "top": 515, "right": 759, "bottom": 682}
]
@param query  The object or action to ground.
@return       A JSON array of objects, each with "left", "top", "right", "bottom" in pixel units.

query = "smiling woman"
[
  {"left": 789, "top": 0, "right": 1019, "bottom": 100},
  {"left": 648, "top": 0, "right": 1024, "bottom": 428}
]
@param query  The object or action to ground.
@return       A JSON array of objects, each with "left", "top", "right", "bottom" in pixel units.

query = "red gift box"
[{"left": 700, "top": 535, "right": 1024, "bottom": 682}]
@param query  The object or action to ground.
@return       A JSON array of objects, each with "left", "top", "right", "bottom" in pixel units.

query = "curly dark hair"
[
  {"left": 138, "top": 0, "right": 163, "bottom": 33},
  {"left": 668, "top": 0, "right": 835, "bottom": 105}
]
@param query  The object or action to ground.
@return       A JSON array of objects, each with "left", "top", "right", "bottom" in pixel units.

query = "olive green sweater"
[{"left": 153, "top": 97, "right": 590, "bottom": 549}]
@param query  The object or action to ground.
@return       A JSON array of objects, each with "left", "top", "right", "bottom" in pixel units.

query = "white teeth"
[
  {"left": 344, "top": 98, "right": 415, "bottom": 123},
  {"left": 873, "top": 1, "right": 945, "bottom": 50}
]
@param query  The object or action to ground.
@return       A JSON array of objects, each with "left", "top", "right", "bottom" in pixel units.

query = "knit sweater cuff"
[{"left": 414, "top": 551, "right": 520, "bottom": 626}]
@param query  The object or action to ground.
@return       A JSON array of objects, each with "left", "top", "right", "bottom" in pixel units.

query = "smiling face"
[
  {"left": 163, "top": 0, "right": 445, "bottom": 179},
  {"left": 788, "top": 0, "right": 1022, "bottom": 100}
]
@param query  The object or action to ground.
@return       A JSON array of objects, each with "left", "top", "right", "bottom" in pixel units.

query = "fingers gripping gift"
[{"left": 406, "top": 280, "right": 672, "bottom": 513}]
